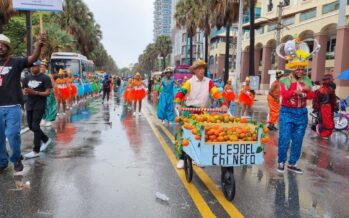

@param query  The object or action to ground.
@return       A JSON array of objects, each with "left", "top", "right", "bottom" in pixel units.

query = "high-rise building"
[{"left": 153, "top": 0, "right": 172, "bottom": 41}]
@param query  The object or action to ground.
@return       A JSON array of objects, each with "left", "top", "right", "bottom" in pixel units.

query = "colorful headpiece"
[
  {"left": 58, "top": 69, "right": 64, "bottom": 75},
  {"left": 164, "top": 67, "right": 172, "bottom": 73},
  {"left": 276, "top": 37, "right": 321, "bottom": 69},
  {"left": 189, "top": 59, "right": 207, "bottom": 72}
]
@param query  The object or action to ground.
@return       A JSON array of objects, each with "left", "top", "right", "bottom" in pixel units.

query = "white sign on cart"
[{"left": 12, "top": 0, "right": 63, "bottom": 11}]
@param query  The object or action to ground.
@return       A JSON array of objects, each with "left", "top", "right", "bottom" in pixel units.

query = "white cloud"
[{"left": 83, "top": 0, "right": 154, "bottom": 68}]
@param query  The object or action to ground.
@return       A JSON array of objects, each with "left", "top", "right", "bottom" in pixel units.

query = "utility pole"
[
  {"left": 248, "top": 0, "right": 255, "bottom": 76},
  {"left": 275, "top": 1, "right": 284, "bottom": 70},
  {"left": 235, "top": 0, "right": 243, "bottom": 89}
]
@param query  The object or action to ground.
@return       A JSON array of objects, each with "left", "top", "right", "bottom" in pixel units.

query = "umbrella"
[{"left": 336, "top": 69, "right": 349, "bottom": 80}]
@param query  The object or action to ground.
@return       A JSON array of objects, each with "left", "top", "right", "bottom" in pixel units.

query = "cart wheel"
[
  {"left": 183, "top": 153, "right": 193, "bottom": 183},
  {"left": 221, "top": 167, "right": 236, "bottom": 201}
]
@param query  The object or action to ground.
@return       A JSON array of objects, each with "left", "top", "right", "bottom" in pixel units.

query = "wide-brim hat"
[
  {"left": 189, "top": 59, "right": 207, "bottom": 72},
  {"left": 0, "top": 34, "right": 11, "bottom": 50},
  {"left": 164, "top": 67, "right": 172, "bottom": 73}
]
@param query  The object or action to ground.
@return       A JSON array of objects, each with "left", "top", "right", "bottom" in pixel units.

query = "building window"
[
  {"left": 267, "top": 0, "right": 273, "bottom": 12},
  {"left": 283, "top": 0, "right": 290, "bottom": 6},
  {"left": 300, "top": 8, "right": 317, "bottom": 22},
  {"left": 282, "top": 16, "right": 295, "bottom": 26},
  {"left": 322, "top": 1, "right": 339, "bottom": 14},
  {"left": 268, "top": 23, "right": 276, "bottom": 32},
  {"left": 256, "top": 26, "right": 264, "bottom": 35},
  {"left": 326, "top": 37, "right": 336, "bottom": 60}
]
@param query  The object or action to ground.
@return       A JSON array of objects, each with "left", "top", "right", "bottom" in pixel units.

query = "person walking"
[
  {"left": 267, "top": 71, "right": 283, "bottom": 131},
  {"left": 102, "top": 74, "right": 112, "bottom": 104},
  {"left": 23, "top": 61, "right": 52, "bottom": 159},
  {"left": 276, "top": 37, "right": 318, "bottom": 174},
  {"left": 174, "top": 60, "right": 228, "bottom": 169},
  {"left": 0, "top": 33, "right": 45, "bottom": 172},
  {"left": 157, "top": 68, "right": 176, "bottom": 124},
  {"left": 41, "top": 60, "right": 57, "bottom": 127},
  {"left": 131, "top": 73, "right": 147, "bottom": 116},
  {"left": 312, "top": 74, "right": 338, "bottom": 139},
  {"left": 238, "top": 77, "right": 254, "bottom": 116}
]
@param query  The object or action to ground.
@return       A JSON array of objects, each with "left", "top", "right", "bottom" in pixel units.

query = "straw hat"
[
  {"left": 164, "top": 67, "right": 172, "bottom": 73},
  {"left": 189, "top": 59, "right": 207, "bottom": 72},
  {"left": 58, "top": 69, "right": 64, "bottom": 75},
  {"left": 41, "top": 59, "right": 48, "bottom": 67},
  {"left": 0, "top": 34, "right": 11, "bottom": 50},
  {"left": 245, "top": 77, "right": 250, "bottom": 82}
]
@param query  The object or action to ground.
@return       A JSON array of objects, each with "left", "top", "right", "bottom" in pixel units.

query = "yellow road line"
[
  {"left": 147, "top": 107, "right": 244, "bottom": 218},
  {"left": 143, "top": 112, "right": 216, "bottom": 218}
]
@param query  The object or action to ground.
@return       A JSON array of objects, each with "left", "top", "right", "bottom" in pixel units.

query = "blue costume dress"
[{"left": 157, "top": 78, "right": 175, "bottom": 122}]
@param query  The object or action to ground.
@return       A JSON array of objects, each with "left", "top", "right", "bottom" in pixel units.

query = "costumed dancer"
[
  {"left": 123, "top": 78, "right": 133, "bottom": 109},
  {"left": 83, "top": 77, "right": 91, "bottom": 98},
  {"left": 55, "top": 69, "right": 70, "bottom": 115},
  {"left": 131, "top": 72, "right": 147, "bottom": 116},
  {"left": 238, "top": 77, "right": 254, "bottom": 116},
  {"left": 75, "top": 74, "right": 84, "bottom": 103},
  {"left": 267, "top": 71, "right": 283, "bottom": 131},
  {"left": 174, "top": 60, "right": 228, "bottom": 169},
  {"left": 89, "top": 76, "right": 96, "bottom": 97},
  {"left": 312, "top": 74, "right": 338, "bottom": 138},
  {"left": 41, "top": 60, "right": 57, "bottom": 127},
  {"left": 157, "top": 68, "right": 176, "bottom": 124},
  {"left": 222, "top": 79, "right": 236, "bottom": 114},
  {"left": 67, "top": 69, "right": 77, "bottom": 107},
  {"left": 276, "top": 36, "right": 320, "bottom": 174}
]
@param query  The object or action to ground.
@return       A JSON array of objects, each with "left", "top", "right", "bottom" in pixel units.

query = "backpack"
[{"left": 103, "top": 80, "right": 110, "bottom": 90}]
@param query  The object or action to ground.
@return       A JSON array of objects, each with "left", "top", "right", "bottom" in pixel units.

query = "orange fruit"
[
  {"left": 182, "top": 139, "right": 190, "bottom": 146},
  {"left": 175, "top": 117, "right": 182, "bottom": 123},
  {"left": 192, "top": 129, "right": 198, "bottom": 135},
  {"left": 261, "top": 137, "right": 269, "bottom": 143},
  {"left": 183, "top": 118, "right": 189, "bottom": 123},
  {"left": 195, "top": 135, "right": 201, "bottom": 140},
  {"left": 263, "top": 127, "right": 269, "bottom": 134},
  {"left": 218, "top": 136, "right": 224, "bottom": 142},
  {"left": 240, "top": 117, "right": 248, "bottom": 123}
]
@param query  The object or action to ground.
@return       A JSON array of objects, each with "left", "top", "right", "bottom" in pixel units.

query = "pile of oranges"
[
  {"left": 190, "top": 114, "right": 247, "bottom": 124},
  {"left": 204, "top": 124, "right": 259, "bottom": 143}
]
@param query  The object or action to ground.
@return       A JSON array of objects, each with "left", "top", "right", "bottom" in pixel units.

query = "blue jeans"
[
  {"left": 0, "top": 106, "right": 22, "bottom": 167},
  {"left": 278, "top": 106, "right": 308, "bottom": 165}
]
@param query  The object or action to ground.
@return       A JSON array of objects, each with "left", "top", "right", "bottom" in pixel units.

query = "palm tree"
[
  {"left": 196, "top": 0, "right": 211, "bottom": 73},
  {"left": 174, "top": 0, "right": 199, "bottom": 65},
  {"left": 0, "top": 0, "right": 15, "bottom": 33},
  {"left": 155, "top": 35, "right": 172, "bottom": 70}
]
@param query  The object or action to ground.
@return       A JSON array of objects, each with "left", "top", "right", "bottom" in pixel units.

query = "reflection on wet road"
[{"left": 0, "top": 96, "right": 348, "bottom": 218}]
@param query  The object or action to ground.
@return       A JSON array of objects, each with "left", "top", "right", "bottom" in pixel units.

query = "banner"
[{"left": 12, "top": 0, "right": 63, "bottom": 12}]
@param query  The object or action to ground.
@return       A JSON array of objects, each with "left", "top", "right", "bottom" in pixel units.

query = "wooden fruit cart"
[{"left": 179, "top": 108, "right": 264, "bottom": 201}]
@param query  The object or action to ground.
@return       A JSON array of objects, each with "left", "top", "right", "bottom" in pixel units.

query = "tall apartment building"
[
  {"left": 153, "top": 0, "right": 172, "bottom": 41},
  {"left": 241, "top": 0, "right": 349, "bottom": 97},
  {"left": 170, "top": 0, "right": 205, "bottom": 66}
]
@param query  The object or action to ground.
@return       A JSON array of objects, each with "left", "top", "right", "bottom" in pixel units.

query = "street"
[{"left": 0, "top": 96, "right": 348, "bottom": 218}]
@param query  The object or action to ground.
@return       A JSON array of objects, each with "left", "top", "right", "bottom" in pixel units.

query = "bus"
[
  {"left": 174, "top": 64, "right": 192, "bottom": 81},
  {"left": 49, "top": 52, "right": 95, "bottom": 79}
]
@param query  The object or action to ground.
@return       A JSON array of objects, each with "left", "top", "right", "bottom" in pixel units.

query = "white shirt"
[{"left": 185, "top": 76, "right": 211, "bottom": 107}]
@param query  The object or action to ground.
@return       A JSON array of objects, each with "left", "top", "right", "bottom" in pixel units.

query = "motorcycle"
[{"left": 333, "top": 99, "right": 348, "bottom": 131}]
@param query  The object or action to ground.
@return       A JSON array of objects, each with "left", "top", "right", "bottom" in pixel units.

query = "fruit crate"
[{"left": 182, "top": 124, "right": 264, "bottom": 167}]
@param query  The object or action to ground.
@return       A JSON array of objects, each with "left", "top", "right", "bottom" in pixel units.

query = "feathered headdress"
[{"left": 276, "top": 37, "right": 321, "bottom": 69}]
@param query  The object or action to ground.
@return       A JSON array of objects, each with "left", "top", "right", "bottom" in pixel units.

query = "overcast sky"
[{"left": 83, "top": 0, "right": 154, "bottom": 68}]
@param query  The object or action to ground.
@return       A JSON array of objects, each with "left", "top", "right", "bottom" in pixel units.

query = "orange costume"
[
  {"left": 123, "top": 79, "right": 133, "bottom": 102},
  {"left": 55, "top": 78, "right": 70, "bottom": 101},
  {"left": 238, "top": 84, "right": 254, "bottom": 107},
  {"left": 131, "top": 79, "right": 146, "bottom": 101},
  {"left": 267, "top": 80, "right": 281, "bottom": 125},
  {"left": 222, "top": 83, "right": 235, "bottom": 103},
  {"left": 67, "top": 77, "right": 78, "bottom": 98}
]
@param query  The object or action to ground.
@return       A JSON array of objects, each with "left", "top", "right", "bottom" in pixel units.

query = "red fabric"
[
  {"left": 70, "top": 84, "right": 77, "bottom": 97},
  {"left": 223, "top": 90, "right": 235, "bottom": 102},
  {"left": 320, "top": 104, "right": 334, "bottom": 130},
  {"left": 280, "top": 82, "right": 314, "bottom": 108},
  {"left": 209, "top": 80, "right": 214, "bottom": 90},
  {"left": 132, "top": 88, "right": 146, "bottom": 101}
]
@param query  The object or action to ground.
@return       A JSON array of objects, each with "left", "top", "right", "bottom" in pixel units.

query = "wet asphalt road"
[{"left": 0, "top": 95, "right": 349, "bottom": 218}]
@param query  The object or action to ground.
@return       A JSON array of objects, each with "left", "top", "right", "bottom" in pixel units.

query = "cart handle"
[{"left": 181, "top": 107, "right": 228, "bottom": 113}]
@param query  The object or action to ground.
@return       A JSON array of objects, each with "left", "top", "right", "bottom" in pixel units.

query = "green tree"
[
  {"left": 0, "top": 0, "right": 15, "bottom": 33},
  {"left": 3, "top": 15, "right": 26, "bottom": 56},
  {"left": 155, "top": 35, "right": 172, "bottom": 70},
  {"left": 175, "top": 0, "right": 199, "bottom": 65},
  {"left": 196, "top": 0, "right": 211, "bottom": 74}
]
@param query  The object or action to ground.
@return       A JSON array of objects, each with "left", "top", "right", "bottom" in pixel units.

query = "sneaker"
[
  {"left": 24, "top": 151, "right": 40, "bottom": 159},
  {"left": 44, "top": 121, "right": 52, "bottom": 127},
  {"left": 57, "top": 113, "right": 60, "bottom": 116},
  {"left": 277, "top": 162, "right": 285, "bottom": 173},
  {"left": 40, "top": 138, "right": 52, "bottom": 152},
  {"left": 133, "top": 112, "right": 136, "bottom": 116},
  {"left": 138, "top": 112, "right": 141, "bottom": 116},
  {"left": 287, "top": 165, "right": 303, "bottom": 174},
  {"left": 176, "top": 159, "right": 185, "bottom": 169},
  {"left": 14, "top": 158, "right": 24, "bottom": 172}
]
